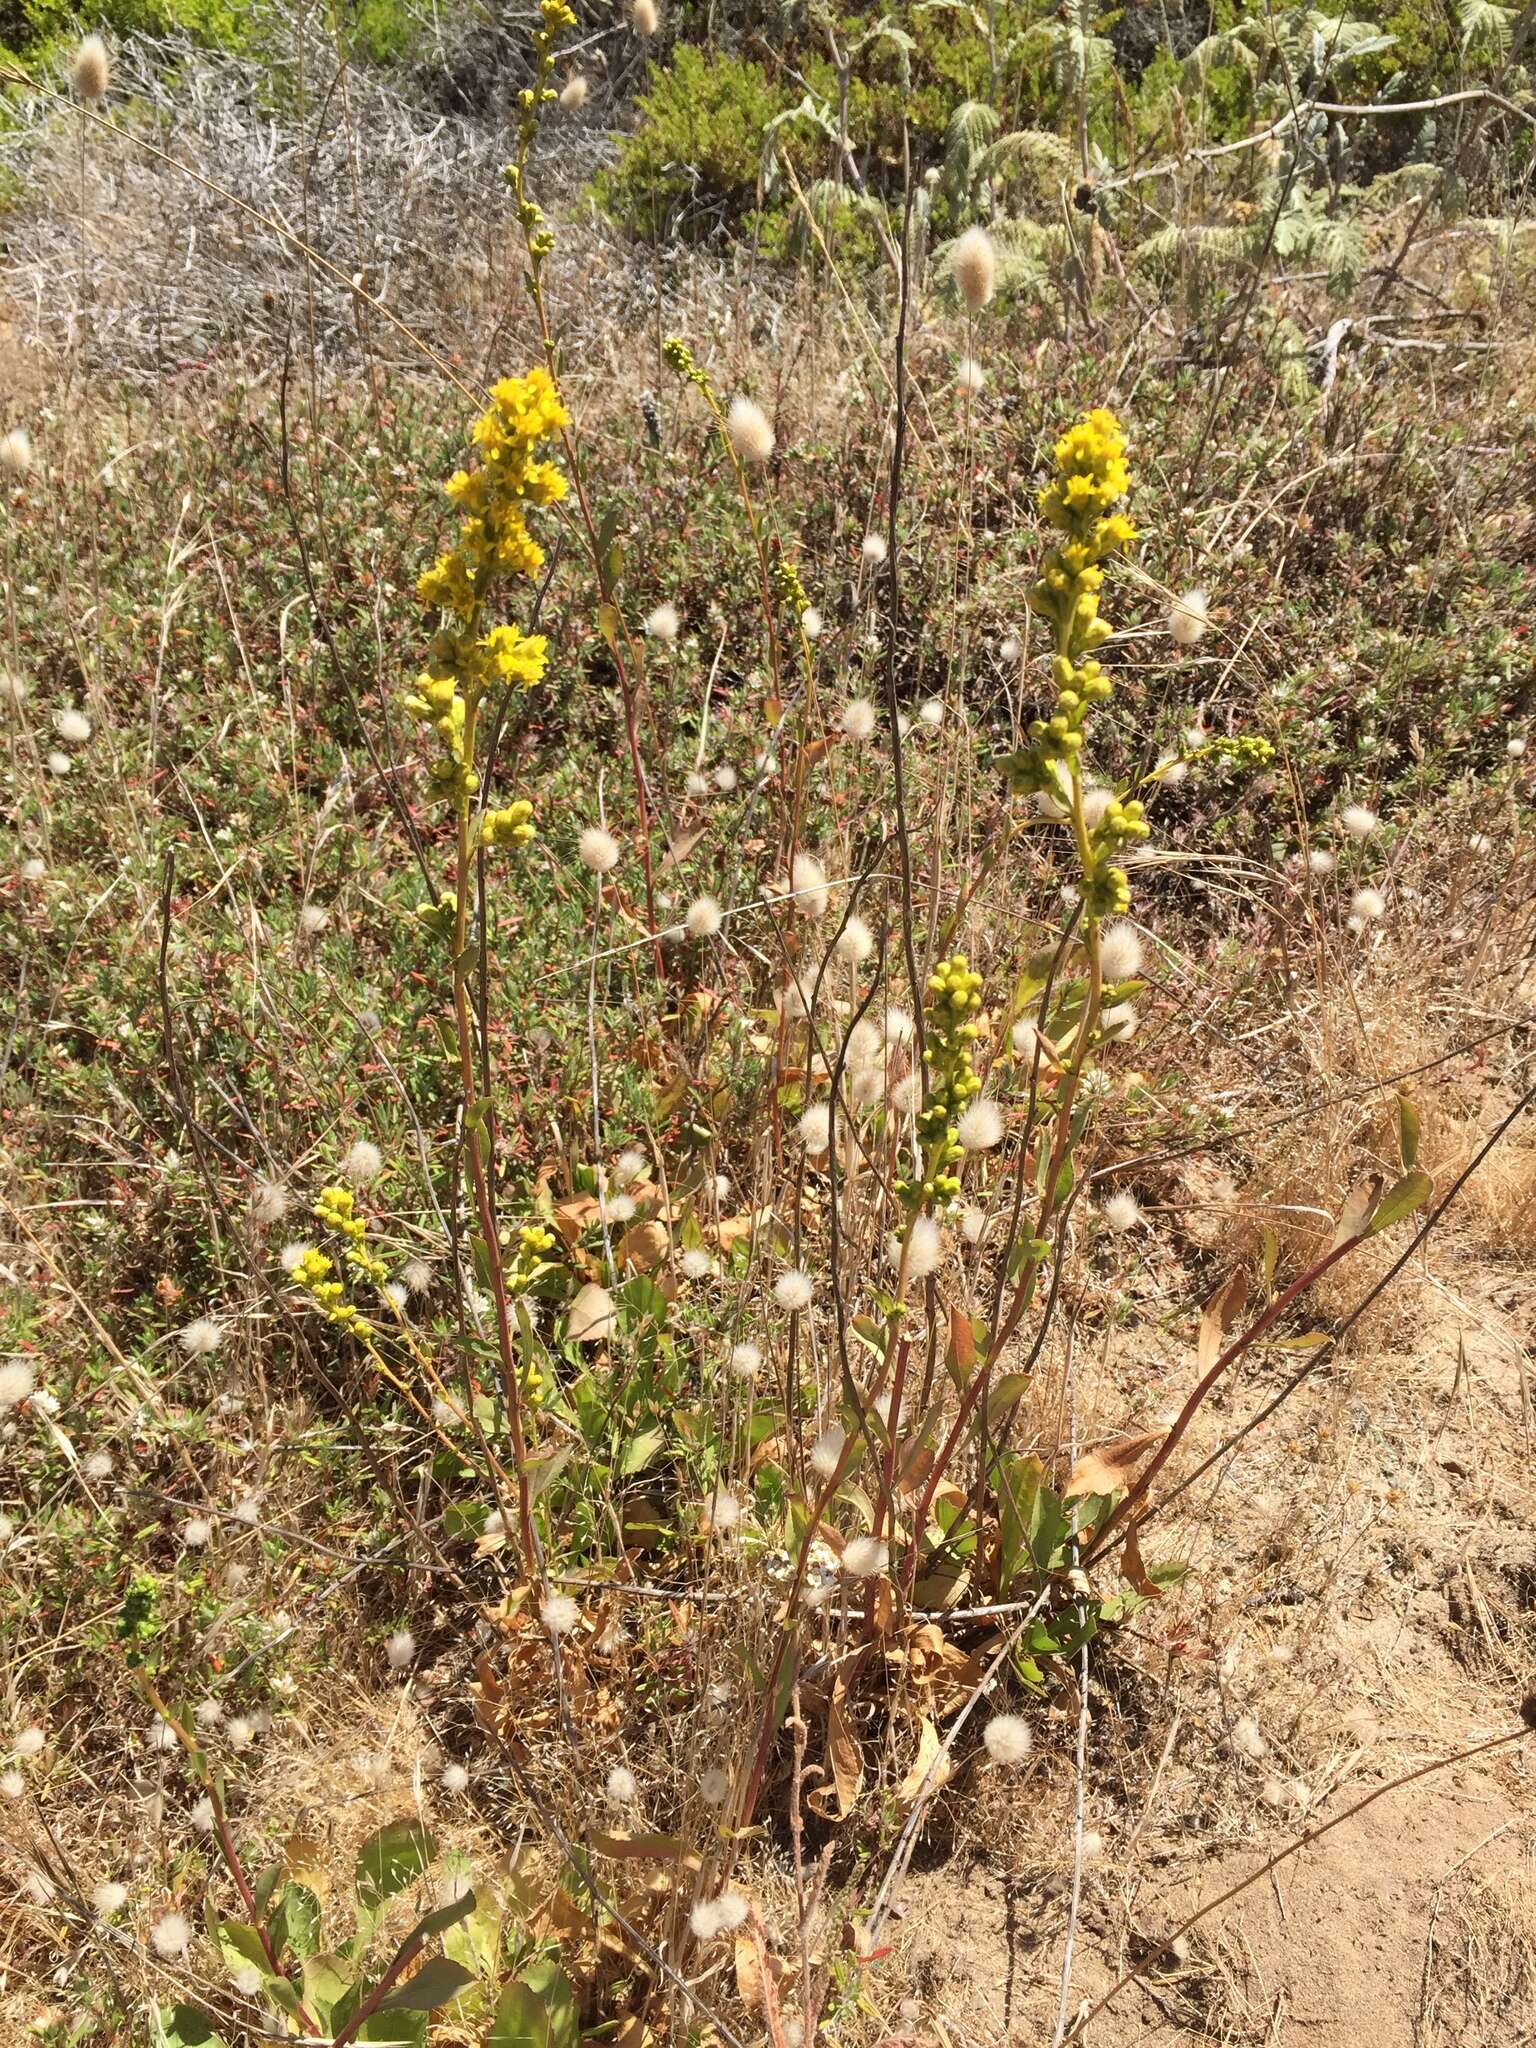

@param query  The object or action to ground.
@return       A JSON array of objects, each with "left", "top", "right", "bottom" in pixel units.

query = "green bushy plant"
[{"left": 593, "top": 45, "right": 789, "bottom": 239}]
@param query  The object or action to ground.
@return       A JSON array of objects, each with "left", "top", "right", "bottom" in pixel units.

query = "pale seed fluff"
[
  {"left": 797, "top": 1103, "right": 832, "bottom": 1154},
  {"left": 603, "top": 1192, "right": 636, "bottom": 1225},
  {"left": 1, "top": 1770, "right": 23, "bottom": 1799},
  {"left": 1081, "top": 785, "right": 1113, "bottom": 829},
  {"left": 704, "top": 1487, "right": 741, "bottom": 1534},
  {"left": 716, "top": 1890, "right": 749, "bottom": 1932},
  {"left": 383, "top": 1281, "right": 408, "bottom": 1310},
  {"left": 341, "top": 1138, "right": 383, "bottom": 1185},
  {"left": 1100, "top": 1002, "right": 1138, "bottom": 1041},
  {"left": 840, "top": 697, "right": 878, "bottom": 741},
  {"left": 72, "top": 33, "right": 110, "bottom": 100},
  {"left": 729, "top": 1341, "right": 762, "bottom": 1380},
  {"left": 605, "top": 1763, "right": 638, "bottom": 1805},
  {"left": 698, "top": 1764, "right": 731, "bottom": 1806},
  {"left": 189, "top": 1796, "right": 215, "bottom": 1832},
  {"left": 1011, "top": 1018, "right": 1040, "bottom": 1061},
  {"left": 1469, "top": 832, "right": 1492, "bottom": 855},
  {"left": 726, "top": 395, "right": 774, "bottom": 465},
  {"left": 961, "top": 1205, "right": 986, "bottom": 1245},
  {"left": 92, "top": 1881, "right": 128, "bottom": 1917},
  {"left": 54, "top": 706, "right": 90, "bottom": 744},
  {"left": 0, "top": 1362, "right": 35, "bottom": 1407},
  {"left": 1340, "top": 803, "right": 1378, "bottom": 840},
  {"left": 1169, "top": 589, "right": 1210, "bottom": 647},
  {"left": 402, "top": 1258, "right": 434, "bottom": 1295},
  {"left": 906, "top": 1213, "right": 944, "bottom": 1279},
  {"left": 802, "top": 606, "right": 823, "bottom": 640},
  {"left": 279, "top": 1240, "right": 310, "bottom": 1274},
  {"left": 952, "top": 226, "right": 996, "bottom": 314},
  {"left": 441, "top": 1763, "right": 470, "bottom": 1794},
  {"left": 0, "top": 426, "right": 33, "bottom": 474},
  {"left": 956, "top": 356, "right": 985, "bottom": 394},
  {"left": 178, "top": 1316, "right": 224, "bottom": 1359},
  {"left": 957, "top": 1099, "right": 1003, "bottom": 1152},
  {"left": 151, "top": 1911, "right": 192, "bottom": 1958},
  {"left": 1232, "top": 1715, "right": 1267, "bottom": 1761},
  {"left": 645, "top": 601, "right": 680, "bottom": 642},
  {"left": 918, "top": 697, "right": 945, "bottom": 727},
  {"left": 541, "top": 1593, "right": 581, "bottom": 1636},
  {"left": 833, "top": 914, "right": 874, "bottom": 965},
  {"left": 774, "top": 1269, "right": 814, "bottom": 1313},
  {"left": 890, "top": 1072, "right": 923, "bottom": 1115},
  {"left": 685, "top": 894, "right": 723, "bottom": 939},
  {"left": 180, "top": 1517, "right": 212, "bottom": 1550},
  {"left": 250, "top": 1177, "right": 288, "bottom": 1225},
  {"left": 193, "top": 1698, "right": 223, "bottom": 1728},
  {"left": 809, "top": 1425, "right": 846, "bottom": 1479},
  {"left": 232, "top": 1966, "right": 264, "bottom": 1997},
  {"left": 842, "top": 1534, "right": 889, "bottom": 1579},
  {"left": 559, "top": 73, "right": 588, "bottom": 109},
  {"left": 614, "top": 1148, "right": 647, "bottom": 1187},
  {"left": 686, "top": 771, "right": 709, "bottom": 798},
  {"left": 2, "top": 667, "right": 27, "bottom": 711},
  {"left": 578, "top": 825, "right": 621, "bottom": 873},
  {"left": 385, "top": 1629, "right": 417, "bottom": 1671},
  {"left": 298, "top": 903, "right": 328, "bottom": 934},
  {"left": 680, "top": 1248, "right": 715, "bottom": 1280},
  {"left": 861, "top": 532, "right": 888, "bottom": 566},
  {"left": 999, "top": 632, "right": 1021, "bottom": 663},
  {"left": 1097, "top": 922, "right": 1143, "bottom": 982},
  {"left": 83, "top": 1451, "right": 113, "bottom": 1481},
  {"left": 790, "top": 851, "right": 830, "bottom": 918},
  {"left": 884, "top": 1004, "right": 915, "bottom": 1046},
  {"left": 983, "top": 1713, "right": 1032, "bottom": 1765},
  {"left": 1102, "top": 1191, "right": 1142, "bottom": 1233},
  {"left": 714, "top": 764, "right": 737, "bottom": 792},
  {"left": 690, "top": 1897, "right": 727, "bottom": 1941},
  {"left": 632, "top": 0, "right": 658, "bottom": 30},
  {"left": 1509, "top": 737, "right": 1527, "bottom": 758},
  {"left": 1351, "top": 886, "right": 1386, "bottom": 922},
  {"left": 14, "top": 1726, "right": 46, "bottom": 1758},
  {"left": 1307, "top": 849, "right": 1336, "bottom": 877},
  {"left": 47, "top": 750, "right": 71, "bottom": 775}
]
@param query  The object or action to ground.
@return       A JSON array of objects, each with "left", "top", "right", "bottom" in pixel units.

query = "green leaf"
[
  {"left": 156, "top": 2009, "right": 226, "bottom": 2048},
  {"left": 270, "top": 1882, "right": 322, "bottom": 1961},
  {"left": 377, "top": 1956, "right": 477, "bottom": 2012},
  {"left": 301, "top": 1954, "right": 357, "bottom": 2029},
  {"left": 489, "top": 1956, "right": 581, "bottom": 2048},
  {"left": 617, "top": 1425, "right": 667, "bottom": 1478},
  {"left": 355, "top": 1819, "right": 435, "bottom": 1922},
  {"left": 1397, "top": 1094, "right": 1420, "bottom": 1171},
  {"left": 211, "top": 1916, "right": 267, "bottom": 1979},
  {"left": 251, "top": 1859, "right": 283, "bottom": 1918},
  {"left": 1369, "top": 1169, "right": 1433, "bottom": 1237},
  {"left": 986, "top": 1372, "right": 1031, "bottom": 1423}
]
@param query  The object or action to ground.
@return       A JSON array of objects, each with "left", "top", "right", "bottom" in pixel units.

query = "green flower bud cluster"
[
  {"left": 898, "top": 954, "right": 984, "bottom": 1210},
  {"left": 662, "top": 336, "right": 711, "bottom": 396},
  {"left": 1188, "top": 733, "right": 1276, "bottom": 771},
  {"left": 772, "top": 554, "right": 810, "bottom": 616}
]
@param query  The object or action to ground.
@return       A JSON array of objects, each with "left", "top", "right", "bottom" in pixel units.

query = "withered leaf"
[{"left": 1065, "top": 1429, "right": 1166, "bottom": 1501}]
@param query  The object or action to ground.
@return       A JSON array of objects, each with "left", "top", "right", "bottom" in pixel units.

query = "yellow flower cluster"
[
  {"left": 481, "top": 800, "right": 536, "bottom": 850},
  {"left": 419, "top": 369, "right": 569, "bottom": 614},
  {"left": 288, "top": 1246, "right": 374, "bottom": 1339},
  {"left": 1005, "top": 406, "right": 1146, "bottom": 918},
  {"left": 314, "top": 1185, "right": 389, "bottom": 1287},
  {"left": 406, "top": 367, "right": 565, "bottom": 819}
]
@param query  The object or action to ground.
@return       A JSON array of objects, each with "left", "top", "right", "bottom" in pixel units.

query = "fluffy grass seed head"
[
  {"left": 177, "top": 1318, "right": 223, "bottom": 1358},
  {"left": 13, "top": 1726, "right": 46, "bottom": 1758},
  {"left": 1340, "top": 803, "right": 1378, "bottom": 840},
  {"left": 605, "top": 1763, "right": 638, "bottom": 1805},
  {"left": 802, "top": 606, "right": 823, "bottom": 640},
  {"left": 726, "top": 395, "right": 774, "bottom": 464},
  {"left": 956, "top": 357, "right": 985, "bottom": 395},
  {"left": 833, "top": 914, "right": 874, "bottom": 965},
  {"left": 797, "top": 1103, "right": 831, "bottom": 1154},
  {"left": 645, "top": 601, "right": 680, "bottom": 641},
  {"left": 1102, "top": 1191, "right": 1142, "bottom": 1232},
  {"left": 1097, "top": 921, "right": 1143, "bottom": 981},
  {"left": 840, "top": 697, "right": 878, "bottom": 741},
  {"left": 1351, "top": 886, "right": 1386, "bottom": 922},
  {"left": 905, "top": 1214, "right": 945, "bottom": 1279},
  {"left": 680, "top": 1247, "right": 716, "bottom": 1280},
  {"left": 54, "top": 707, "right": 90, "bottom": 743},
  {"left": 809, "top": 1425, "right": 846, "bottom": 1479},
  {"left": 729, "top": 1341, "right": 762, "bottom": 1379},
  {"left": 1509, "top": 736, "right": 1527, "bottom": 758},
  {"left": 72, "top": 33, "right": 110, "bottom": 99},
  {"left": 181, "top": 1517, "right": 212, "bottom": 1549},
  {"left": 0, "top": 427, "right": 33, "bottom": 474},
  {"left": 47, "top": 750, "right": 71, "bottom": 775},
  {"left": 953, "top": 225, "right": 996, "bottom": 313},
  {"left": 541, "top": 1593, "right": 582, "bottom": 1636},
  {"left": 151, "top": 1911, "right": 193, "bottom": 1958},
  {"left": 1, "top": 1770, "right": 23, "bottom": 1799},
  {"left": 861, "top": 531, "right": 888, "bottom": 566},
  {"left": 1307, "top": 849, "right": 1336, "bottom": 876},
  {"left": 250, "top": 1178, "right": 289, "bottom": 1225},
  {"left": 841, "top": 1534, "right": 889, "bottom": 1578},
  {"left": 92, "top": 1881, "right": 128, "bottom": 1917},
  {"left": 983, "top": 1713, "right": 1033, "bottom": 1765},
  {"left": 578, "top": 825, "right": 621, "bottom": 873},
  {"left": 703, "top": 1486, "right": 741, "bottom": 1534},
  {"left": 632, "top": 0, "right": 658, "bottom": 31},
  {"left": 774, "top": 1269, "right": 814, "bottom": 1312},
  {"left": 1169, "top": 589, "right": 1210, "bottom": 646},
  {"left": 0, "top": 1362, "right": 35, "bottom": 1408},
  {"left": 385, "top": 1629, "right": 417, "bottom": 1671},
  {"left": 559, "top": 73, "right": 588, "bottom": 108},
  {"left": 402, "top": 1258, "right": 434, "bottom": 1295},
  {"left": 441, "top": 1763, "right": 470, "bottom": 1794},
  {"left": 957, "top": 1099, "right": 1004, "bottom": 1152},
  {"left": 340, "top": 1139, "right": 384, "bottom": 1185},
  {"left": 789, "top": 851, "right": 830, "bottom": 917},
  {"left": 697, "top": 1764, "right": 731, "bottom": 1806},
  {"left": 685, "top": 894, "right": 723, "bottom": 939}
]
